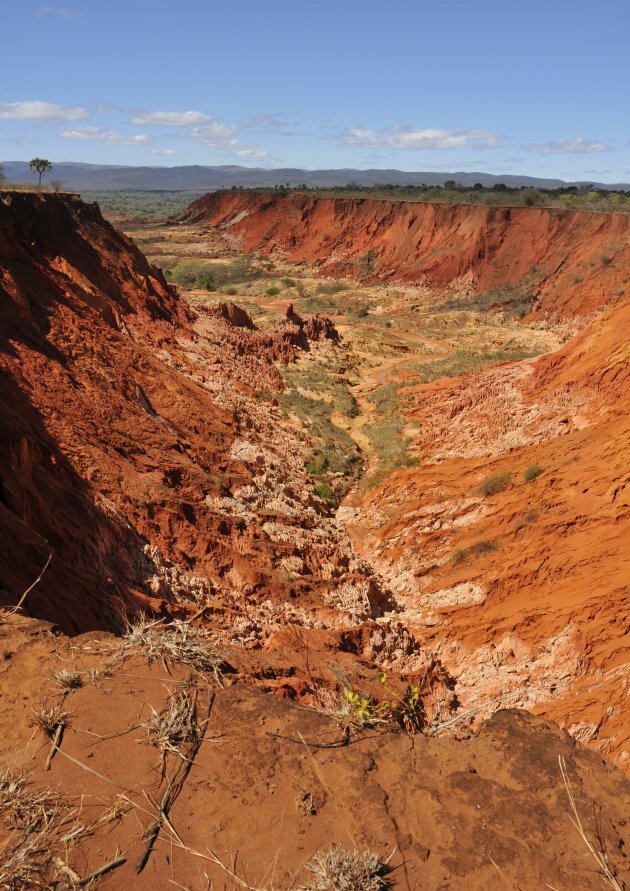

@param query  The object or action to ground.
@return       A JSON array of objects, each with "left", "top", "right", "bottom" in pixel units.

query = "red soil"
[
  {"left": 179, "top": 190, "right": 630, "bottom": 317},
  {"left": 0, "top": 193, "right": 371, "bottom": 634},
  {"left": 1, "top": 191, "right": 629, "bottom": 888},
  {"left": 348, "top": 289, "right": 630, "bottom": 767},
  {"left": 2, "top": 612, "right": 630, "bottom": 891}
]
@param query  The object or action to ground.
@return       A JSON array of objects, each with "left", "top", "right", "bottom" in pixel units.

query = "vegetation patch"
[
  {"left": 411, "top": 347, "right": 540, "bottom": 383},
  {"left": 523, "top": 464, "right": 544, "bottom": 482},
  {"left": 81, "top": 190, "right": 205, "bottom": 219},
  {"left": 278, "top": 360, "right": 362, "bottom": 497},
  {"left": 165, "top": 255, "right": 254, "bottom": 291},
  {"left": 476, "top": 472, "right": 512, "bottom": 496},
  {"left": 363, "top": 383, "right": 419, "bottom": 486}
]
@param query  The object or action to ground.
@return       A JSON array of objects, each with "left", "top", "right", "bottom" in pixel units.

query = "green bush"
[
  {"left": 523, "top": 464, "right": 543, "bottom": 482},
  {"left": 266, "top": 286, "right": 280, "bottom": 297},
  {"left": 315, "top": 482, "right": 334, "bottom": 501},
  {"left": 478, "top": 472, "right": 511, "bottom": 496}
]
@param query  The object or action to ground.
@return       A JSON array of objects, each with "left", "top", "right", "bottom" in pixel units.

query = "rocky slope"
[
  {"left": 345, "top": 294, "right": 629, "bottom": 763},
  {"left": 178, "top": 190, "right": 629, "bottom": 317},
  {"left": 182, "top": 190, "right": 629, "bottom": 765},
  {"left": 0, "top": 192, "right": 385, "bottom": 635},
  {"left": 1, "top": 190, "right": 629, "bottom": 889}
]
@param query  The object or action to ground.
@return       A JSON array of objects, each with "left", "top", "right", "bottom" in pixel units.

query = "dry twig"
[{"left": 559, "top": 755, "right": 622, "bottom": 890}]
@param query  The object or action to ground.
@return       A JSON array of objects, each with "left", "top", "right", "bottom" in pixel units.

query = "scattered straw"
[{"left": 3, "top": 549, "right": 53, "bottom": 616}]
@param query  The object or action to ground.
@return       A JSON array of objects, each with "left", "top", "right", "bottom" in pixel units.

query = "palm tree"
[{"left": 29, "top": 158, "right": 52, "bottom": 188}]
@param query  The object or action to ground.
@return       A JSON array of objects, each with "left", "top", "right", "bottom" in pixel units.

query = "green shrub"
[
  {"left": 315, "top": 482, "right": 334, "bottom": 501},
  {"left": 357, "top": 250, "right": 378, "bottom": 278},
  {"left": 523, "top": 464, "right": 543, "bottom": 482},
  {"left": 478, "top": 472, "right": 511, "bottom": 496},
  {"left": 266, "top": 286, "right": 280, "bottom": 297},
  {"left": 316, "top": 281, "right": 349, "bottom": 295},
  {"left": 281, "top": 278, "right": 296, "bottom": 288}
]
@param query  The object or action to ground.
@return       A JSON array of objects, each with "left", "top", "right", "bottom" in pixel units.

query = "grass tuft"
[
  {"left": 299, "top": 844, "right": 392, "bottom": 891},
  {"left": 31, "top": 703, "right": 70, "bottom": 738},
  {"left": 120, "top": 618, "right": 223, "bottom": 679},
  {"left": 477, "top": 472, "right": 511, "bottom": 496},
  {"left": 141, "top": 685, "right": 199, "bottom": 766},
  {"left": 53, "top": 668, "right": 83, "bottom": 690}
]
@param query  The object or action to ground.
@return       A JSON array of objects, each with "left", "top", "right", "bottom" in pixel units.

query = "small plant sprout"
[
  {"left": 375, "top": 670, "right": 424, "bottom": 733},
  {"left": 341, "top": 671, "right": 424, "bottom": 734}
]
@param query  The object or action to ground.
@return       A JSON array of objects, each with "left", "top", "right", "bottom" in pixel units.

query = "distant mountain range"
[{"left": 2, "top": 161, "right": 628, "bottom": 192}]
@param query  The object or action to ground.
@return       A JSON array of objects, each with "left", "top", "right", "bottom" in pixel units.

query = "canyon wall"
[
  {"left": 0, "top": 193, "right": 383, "bottom": 633},
  {"left": 179, "top": 190, "right": 630, "bottom": 317}
]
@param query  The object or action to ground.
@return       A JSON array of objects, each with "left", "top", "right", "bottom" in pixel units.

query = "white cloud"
[
  {"left": 131, "top": 110, "right": 210, "bottom": 126},
  {"left": 148, "top": 148, "right": 176, "bottom": 156},
  {"left": 35, "top": 6, "right": 78, "bottom": 18},
  {"left": 341, "top": 126, "right": 502, "bottom": 150},
  {"left": 234, "top": 147, "right": 270, "bottom": 161},
  {"left": 190, "top": 122, "right": 239, "bottom": 146},
  {"left": 60, "top": 125, "right": 153, "bottom": 145},
  {"left": 0, "top": 101, "right": 88, "bottom": 121},
  {"left": 190, "top": 122, "right": 270, "bottom": 161},
  {"left": 525, "top": 138, "right": 612, "bottom": 155}
]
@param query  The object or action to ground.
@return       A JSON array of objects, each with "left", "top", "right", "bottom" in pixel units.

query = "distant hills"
[{"left": 2, "top": 161, "right": 628, "bottom": 192}]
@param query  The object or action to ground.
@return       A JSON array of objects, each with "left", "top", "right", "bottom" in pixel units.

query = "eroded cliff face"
[
  {"left": 0, "top": 193, "right": 385, "bottom": 634},
  {"left": 179, "top": 189, "right": 629, "bottom": 767},
  {"left": 1, "top": 192, "right": 630, "bottom": 890},
  {"left": 178, "top": 190, "right": 630, "bottom": 317},
  {"left": 2, "top": 190, "right": 628, "bottom": 779},
  {"left": 322, "top": 257, "right": 628, "bottom": 768}
]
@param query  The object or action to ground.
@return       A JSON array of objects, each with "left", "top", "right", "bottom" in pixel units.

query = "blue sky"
[{"left": 1, "top": 0, "right": 628, "bottom": 181}]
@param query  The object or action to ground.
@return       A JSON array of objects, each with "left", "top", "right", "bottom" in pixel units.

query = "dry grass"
[
  {"left": 31, "top": 703, "right": 70, "bottom": 738},
  {"left": 0, "top": 770, "right": 73, "bottom": 890},
  {"left": 53, "top": 669, "right": 83, "bottom": 691},
  {"left": 558, "top": 755, "right": 623, "bottom": 890},
  {"left": 298, "top": 844, "right": 392, "bottom": 891},
  {"left": 141, "top": 685, "right": 199, "bottom": 769},
  {"left": 120, "top": 618, "right": 223, "bottom": 679}
]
